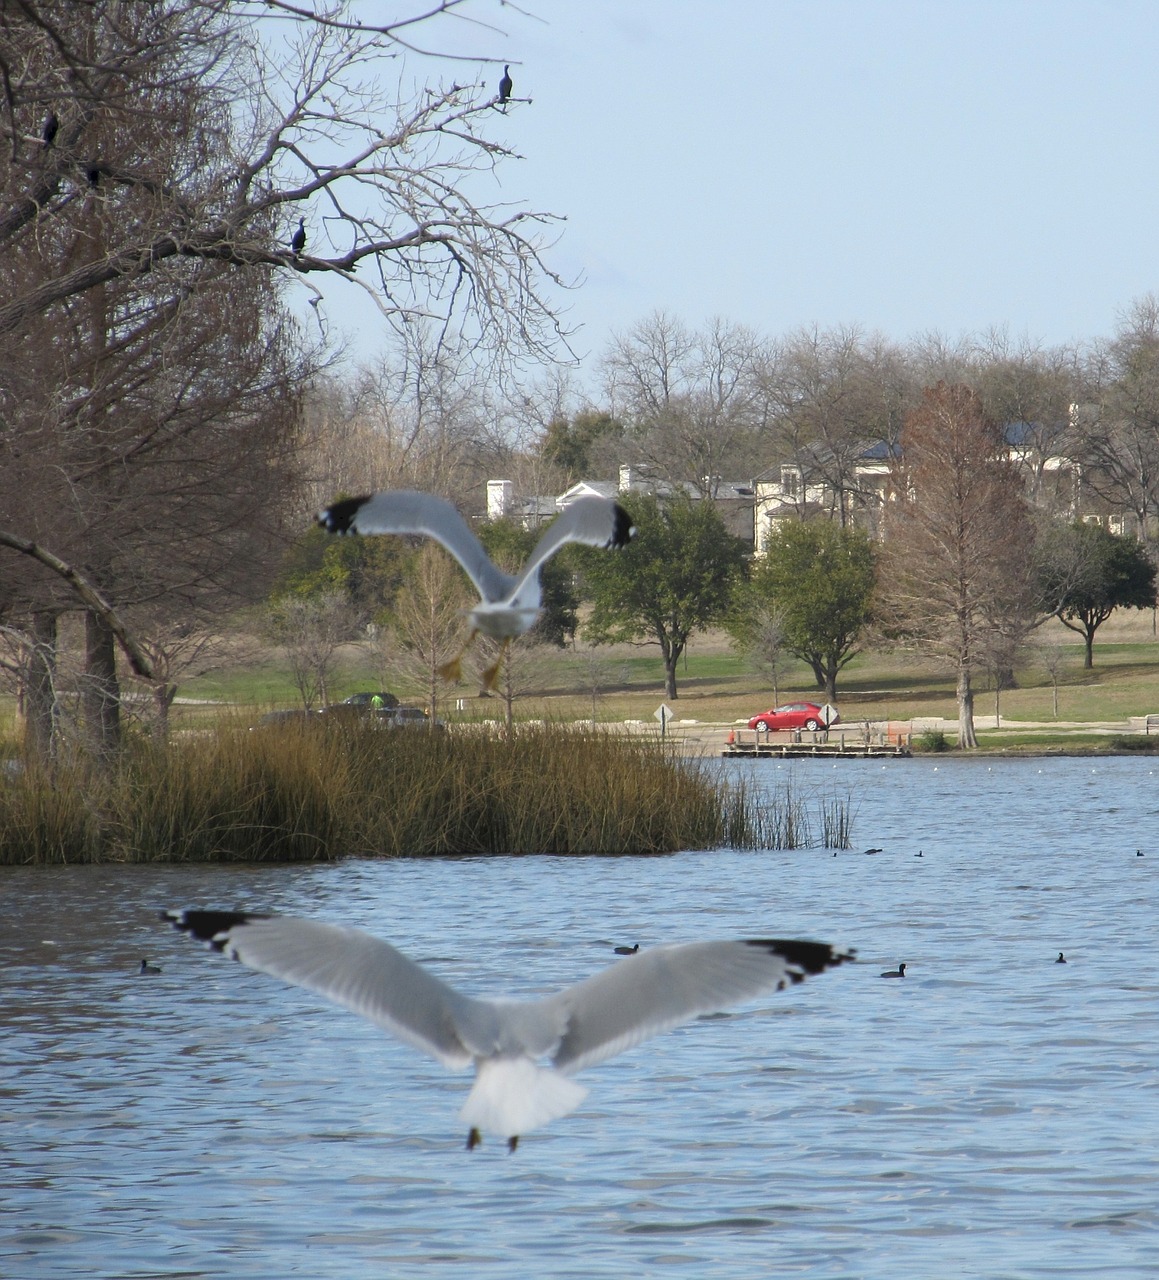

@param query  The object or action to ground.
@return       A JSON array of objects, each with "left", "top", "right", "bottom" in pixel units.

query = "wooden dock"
[{"left": 721, "top": 727, "right": 912, "bottom": 759}]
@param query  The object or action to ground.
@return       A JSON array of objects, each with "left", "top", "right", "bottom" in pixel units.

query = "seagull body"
[
  {"left": 317, "top": 490, "right": 635, "bottom": 689},
  {"left": 163, "top": 909, "right": 853, "bottom": 1149}
]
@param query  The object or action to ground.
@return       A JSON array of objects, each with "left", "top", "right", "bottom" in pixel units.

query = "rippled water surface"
[{"left": 3, "top": 756, "right": 1157, "bottom": 1278}]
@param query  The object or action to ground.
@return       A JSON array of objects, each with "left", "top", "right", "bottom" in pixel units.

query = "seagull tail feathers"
[{"left": 460, "top": 1058, "right": 588, "bottom": 1139}]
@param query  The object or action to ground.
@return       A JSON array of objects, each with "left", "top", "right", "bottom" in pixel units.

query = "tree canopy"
[
  {"left": 581, "top": 492, "right": 746, "bottom": 698},
  {"left": 1033, "top": 520, "right": 1157, "bottom": 668},
  {"left": 737, "top": 519, "right": 875, "bottom": 702}
]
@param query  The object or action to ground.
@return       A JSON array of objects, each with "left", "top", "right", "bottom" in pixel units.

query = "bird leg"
[
  {"left": 437, "top": 630, "right": 478, "bottom": 684},
  {"left": 466, "top": 1127, "right": 482, "bottom": 1150},
  {"left": 479, "top": 637, "right": 511, "bottom": 693}
]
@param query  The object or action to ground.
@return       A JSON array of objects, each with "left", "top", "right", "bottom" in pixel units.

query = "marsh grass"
[
  {"left": 0, "top": 720, "right": 837, "bottom": 864},
  {"left": 747, "top": 784, "right": 855, "bottom": 851}
]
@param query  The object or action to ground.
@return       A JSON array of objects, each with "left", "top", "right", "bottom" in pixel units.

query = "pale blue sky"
[{"left": 319, "top": 0, "right": 1159, "bottom": 374}]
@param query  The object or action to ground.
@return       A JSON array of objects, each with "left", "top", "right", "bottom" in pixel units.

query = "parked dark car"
[
  {"left": 382, "top": 706, "right": 445, "bottom": 730},
  {"left": 323, "top": 691, "right": 400, "bottom": 715},
  {"left": 747, "top": 702, "right": 838, "bottom": 732},
  {"left": 251, "top": 708, "right": 318, "bottom": 730}
]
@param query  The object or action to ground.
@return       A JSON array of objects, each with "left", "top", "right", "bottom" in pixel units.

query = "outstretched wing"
[
  {"left": 316, "top": 491, "right": 515, "bottom": 603},
  {"left": 163, "top": 910, "right": 484, "bottom": 1069},
  {"left": 511, "top": 497, "right": 636, "bottom": 600},
  {"left": 538, "top": 938, "right": 854, "bottom": 1076}
]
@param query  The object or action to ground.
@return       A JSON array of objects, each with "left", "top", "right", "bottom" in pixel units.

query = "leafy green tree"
[
  {"left": 275, "top": 524, "right": 410, "bottom": 619},
  {"left": 540, "top": 410, "right": 623, "bottom": 479},
  {"left": 738, "top": 520, "right": 876, "bottom": 702},
  {"left": 581, "top": 492, "right": 746, "bottom": 698},
  {"left": 1033, "top": 521, "right": 1157, "bottom": 668}
]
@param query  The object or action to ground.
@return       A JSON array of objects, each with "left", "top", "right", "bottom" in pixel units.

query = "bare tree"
[
  {"left": 1037, "top": 637, "right": 1069, "bottom": 720},
  {"left": 266, "top": 591, "right": 355, "bottom": 709},
  {"left": 728, "top": 603, "right": 792, "bottom": 706},
  {"left": 3, "top": 2, "right": 562, "bottom": 759},
  {"left": 760, "top": 324, "right": 914, "bottom": 526},
  {"left": 879, "top": 383, "right": 1037, "bottom": 748},
  {"left": 0, "top": 2, "right": 566, "bottom": 358},
  {"left": 384, "top": 543, "right": 470, "bottom": 720},
  {"left": 971, "top": 331, "right": 1083, "bottom": 511},
  {"left": 1075, "top": 296, "right": 1159, "bottom": 548},
  {"left": 603, "top": 312, "right": 772, "bottom": 494}
]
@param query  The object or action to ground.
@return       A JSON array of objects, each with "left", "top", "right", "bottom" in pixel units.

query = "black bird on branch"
[
  {"left": 291, "top": 217, "right": 306, "bottom": 257},
  {"left": 498, "top": 65, "right": 513, "bottom": 106},
  {"left": 42, "top": 112, "right": 59, "bottom": 148}
]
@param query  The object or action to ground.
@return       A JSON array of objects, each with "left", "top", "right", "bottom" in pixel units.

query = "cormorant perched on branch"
[
  {"left": 498, "top": 65, "right": 513, "bottom": 105},
  {"left": 42, "top": 112, "right": 59, "bottom": 148},
  {"left": 291, "top": 217, "right": 306, "bottom": 257}
]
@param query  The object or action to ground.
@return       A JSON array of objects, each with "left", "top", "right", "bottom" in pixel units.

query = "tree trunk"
[
  {"left": 151, "top": 683, "right": 178, "bottom": 744},
  {"left": 663, "top": 653, "right": 678, "bottom": 699},
  {"left": 23, "top": 610, "right": 60, "bottom": 764},
  {"left": 1083, "top": 630, "right": 1094, "bottom": 669},
  {"left": 956, "top": 666, "right": 978, "bottom": 749},
  {"left": 659, "top": 634, "right": 683, "bottom": 698},
  {"left": 83, "top": 608, "right": 122, "bottom": 759}
]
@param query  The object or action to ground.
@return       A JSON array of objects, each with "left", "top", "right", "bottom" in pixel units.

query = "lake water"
[{"left": 2, "top": 756, "right": 1157, "bottom": 1279}]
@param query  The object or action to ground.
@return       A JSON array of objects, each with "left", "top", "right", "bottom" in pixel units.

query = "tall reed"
[{"left": 0, "top": 722, "right": 853, "bottom": 864}]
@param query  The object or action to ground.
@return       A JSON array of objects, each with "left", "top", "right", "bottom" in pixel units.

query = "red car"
[{"left": 747, "top": 702, "right": 837, "bottom": 732}]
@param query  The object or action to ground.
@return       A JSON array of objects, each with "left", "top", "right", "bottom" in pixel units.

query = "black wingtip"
[
  {"left": 162, "top": 909, "right": 268, "bottom": 951},
  {"left": 316, "top": 494, "right": 373, "bottom": 535},
  {"left": 745, "top": 938, "right": 856, "bottom": 984},
  {"left": 610, "top": 502, "right": 636, "bottom": 549}
]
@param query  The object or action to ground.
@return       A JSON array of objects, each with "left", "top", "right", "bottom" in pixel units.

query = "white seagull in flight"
[
  {"left": 316, "top": 490, "right": 635, "bottom": 690},
  {"left": 163, "top": 910, "right": 854, "bottom": 1151}
]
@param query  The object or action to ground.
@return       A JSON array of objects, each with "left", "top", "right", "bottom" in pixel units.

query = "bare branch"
[{"left": 0, "top": 530, "right": 154, "bottom": 678}]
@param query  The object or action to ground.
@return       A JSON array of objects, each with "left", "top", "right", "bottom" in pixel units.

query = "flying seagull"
[
  {"left": 498, "top": 65, "right": 513, "bottom": 105},
  {"left": 162, "top": 909, "right": 853, "bottom": 1150},
  {"left": 317, "top": 490, "right": 635, "bottom": 690}
]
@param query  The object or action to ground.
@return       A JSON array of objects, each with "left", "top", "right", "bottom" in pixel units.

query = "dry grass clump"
[{"left": 0, "top": 720, "right": 782, "bottom": 864}]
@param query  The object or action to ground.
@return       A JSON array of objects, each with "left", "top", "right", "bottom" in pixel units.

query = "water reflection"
[{"left": 2, "top": 757, "right": 1157, "bottom": 1279}]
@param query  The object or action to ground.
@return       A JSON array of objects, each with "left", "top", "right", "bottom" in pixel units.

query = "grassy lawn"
[
  {"left": 157, "top": 612, "right": 1159, "bottom": 741},
  {"left": 3, "top": 612, "right": 1156, "bottom": 748}
]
